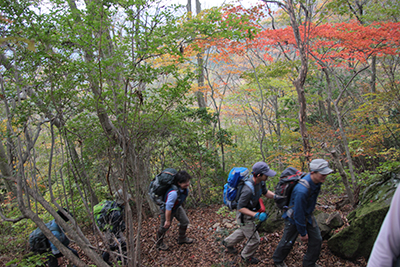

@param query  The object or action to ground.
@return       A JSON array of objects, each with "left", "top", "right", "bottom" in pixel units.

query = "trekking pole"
[{"left": 243, "top": 221, "right": 263, "bottom": 250}]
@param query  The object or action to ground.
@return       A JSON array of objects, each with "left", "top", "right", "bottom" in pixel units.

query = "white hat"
[
  {"left": 309, "top": 159, "right": 333, "bottom": 175},
  {"left": 114, "top": 189, "right": 132, "bottom": 205}
]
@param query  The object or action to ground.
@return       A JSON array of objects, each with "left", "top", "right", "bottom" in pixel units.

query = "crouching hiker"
[
  {"left": 272, "top": 159, "right": 333, "bottom": 267},
  {"left": 222, "top": 162, "right": 277, "bottom": 265},
  {"left": 156, "top": 170, "right": 194, "bottom": 251},
  {"left": 93, "top": 189, "right": 132, "bottom": 264},
  {"left": 29, "top": 208, "right": 79, "bottom": 267}
]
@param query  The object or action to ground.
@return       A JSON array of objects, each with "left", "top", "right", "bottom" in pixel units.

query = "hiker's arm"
[
  {"left": 264, "top": 190, "right": 275, "bottom": 199},
  {"left": 237, "top": 186, "right": 256, "bottom": 217},
  {"left": 292, "top": 187, "right": 308, "bottom": 236},
  {"left": 367, "top": 186, "right": 400, "bottom": 267},
  {"left": 164, "top": 190, "right": 178, "bottom": 229},
  {"left": 238, "top": 207, "right": 257, "bottom": 218},
  {"left": 164, "top": 210, "right": 172, "bottom": 229},
  {"left": 50, "top": 230, "right": 62, "bottom": 254}
]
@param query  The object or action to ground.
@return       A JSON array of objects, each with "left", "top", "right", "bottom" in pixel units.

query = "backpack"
[
  {"left": 274, "top": 167, "right": 310, "bottom": 210},
  {"left": 29, "top": 222, "right": 52, "bottom": 253},
  {"left": 93, "top": 200, "right": 123, "bottom": 232},
  {"left": 223, "top": 167, "right": 255, "bottom": 210},
  {"left": 148, "top": 168, "right": 178, "bottom": 205}
]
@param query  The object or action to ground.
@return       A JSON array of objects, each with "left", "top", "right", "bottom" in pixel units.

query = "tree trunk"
[
  {"left": 322, "top": 67, "right": 359, "bottom": 192},
  {"left": 330, "top": 149, "right": 355, "bottom": 206},
  {"left": 0, "top": 141, "right": 16, "bottom": 195},
  {"left": 286, "top": 0, "right": 311, "bottom": 161}
]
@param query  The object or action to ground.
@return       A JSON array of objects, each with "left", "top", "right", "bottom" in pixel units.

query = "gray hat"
[
  {"left": 252, "top": 161, "right": 276, "bottom": 177},
  {"left": 309, "top": 159, "right": 333, "bottom": 175},
  {"left": 114, "top": 189, "right": 132, "bottom": 205}
]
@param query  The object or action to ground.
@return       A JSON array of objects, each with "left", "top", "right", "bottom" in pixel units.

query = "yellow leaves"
[{"left": 0, "top": 37, "right": 36, "bottom": 52}]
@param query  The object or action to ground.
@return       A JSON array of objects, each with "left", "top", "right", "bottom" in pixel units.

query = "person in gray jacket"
[{"left": 222, "top": 161, "right": 277, "bottom": 264}]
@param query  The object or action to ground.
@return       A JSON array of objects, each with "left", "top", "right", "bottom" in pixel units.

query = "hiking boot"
[
  {"left": 156, "top": 228, "right": 169, "bottom": 251},
  {"left": 156, "top": 242, "right": 169, "bottom": 251},
  {"left": 178, "top": 225, "right": 194, "bottom": 245},
  {"left": 241, "top": 256, "right": 260, "bottom": 264},
  {"left": 178, "top": 236, "right": 194, "bottom": 244},
  {"left": 222, "top": 240, "right": 238, "bottom": 254},
  {"left": 274, "top": 262, "right": 287, "bottom": 267}
]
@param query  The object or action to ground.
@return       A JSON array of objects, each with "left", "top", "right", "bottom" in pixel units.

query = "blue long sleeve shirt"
[
  {"left": 282, "top": 173, "right": 321, "bottom": 236},
  {"left": 47, "top": 219, "right": 70, "bottom": 255},
  {"left": 164, "top": 187, "right": 189, "bottom": 212}
]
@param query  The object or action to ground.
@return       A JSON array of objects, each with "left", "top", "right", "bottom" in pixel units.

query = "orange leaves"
[
  {"left": 198, "top": 18, "right": 400, "bottom": 67},
  {"left": 307, "top": 21, "right": 400, "bottom": 65}
]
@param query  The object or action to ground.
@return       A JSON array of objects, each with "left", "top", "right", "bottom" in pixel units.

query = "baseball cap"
[
  {"left": 309, "top": 159, "right": 333, "bottom": 175},
  {"left": 252, "top": 161, "right": 276, "bottom": 177},
  {"left": 114, "top": 189, "right": 132, "bottom": 205}
]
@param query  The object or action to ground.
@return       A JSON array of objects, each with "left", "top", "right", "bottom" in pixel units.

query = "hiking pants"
[
  {"left": 223, "top": 213, "right": 260, "bottom": 259},
  {"left": 159, "top": 206, "right": 190, "bottom": 232},
  {"left": 273, "top": 219, "right": 322, "bottom": 267}
]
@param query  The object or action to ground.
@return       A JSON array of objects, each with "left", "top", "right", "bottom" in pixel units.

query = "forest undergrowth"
[{"left": 0, "top": 193, "right": 367, "bottom": 267}]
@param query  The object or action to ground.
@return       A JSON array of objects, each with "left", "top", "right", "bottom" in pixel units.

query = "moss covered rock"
[
  {"left": 327, "top": 205, "right": 389, "bottom": 259},
  {"left": 328, "top": 177, "right": 399, "bottom": 260}
]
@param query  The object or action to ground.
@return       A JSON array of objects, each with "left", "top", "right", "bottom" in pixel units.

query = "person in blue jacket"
[
  {"left": 40, "top": 209, "right": 79, "bottom": 267},
  {"left": 156, "top": 170, "right": 193, "bottom": 251},
  {"left": 273, "top": 159, "right": 333, "bottom": 267}
]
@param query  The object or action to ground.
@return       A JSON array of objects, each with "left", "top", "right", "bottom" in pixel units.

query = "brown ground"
[
  {"left": 73, "top": 204, "right": 366, "bottom": 267},
  {"left": 2, "top": 204, "right": 367, "bottom": 266}
]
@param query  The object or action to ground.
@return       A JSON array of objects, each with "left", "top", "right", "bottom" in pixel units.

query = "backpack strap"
[
  {"left": 244, "top": 180, "right": 255, "bottom": 195},
  {"left": 299, "top": 179, "right": 310, "bottom": 193}
]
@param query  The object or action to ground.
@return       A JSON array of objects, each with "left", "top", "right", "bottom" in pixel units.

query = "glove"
[
  {"left": 274, "top": 194, "right": 285, "bottom": 200},
  {"left": 254, "top": 212, "right": 268, "bottom": 222}
]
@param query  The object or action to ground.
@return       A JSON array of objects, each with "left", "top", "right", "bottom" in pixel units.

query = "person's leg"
[
  {"left": 47, "top": 253, "right": 62, "bottom": 267},
  {"left": 240, "top": 219, "right": 260, "bottom": 260},
  {"left": 156, "top": 211, "right": 169, "bottom": 250},
  {"left": 175, "top": 206, "right": 193, "bottom": 244},
  {"left": 303, "top": 222, "right": 322, "bottom": 267},
  {"left": 273, "top": 220, "right": 299, "bottom": 264},
  {"left": 223, "top": 211, "right": 246, "bottom": 249}
]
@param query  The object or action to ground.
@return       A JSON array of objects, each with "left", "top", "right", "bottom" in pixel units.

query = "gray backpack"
[{"left": 148, "top": 168, "right": 178, "bottom": 205}]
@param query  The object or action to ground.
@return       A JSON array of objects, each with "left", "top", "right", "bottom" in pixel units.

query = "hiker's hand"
[
  {"left": 273, "top": 194, "right": 285, "bottom": 200},
  {"left": 300, "top": 234, "right": 308, "bottom": 243},
  {"left": 164, "top": 221, "right": 171, "bottom": 229},
  {"left": 254, "top": 212, "right": 268, "bottom": 222}
]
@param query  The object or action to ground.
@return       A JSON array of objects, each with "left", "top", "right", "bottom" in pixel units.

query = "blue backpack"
[{"left": 223, "top": 167, "right": 254, "bottom": 210}]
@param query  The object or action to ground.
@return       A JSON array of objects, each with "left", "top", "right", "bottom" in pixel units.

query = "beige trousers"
[{"left": 223, "top": 212, "right": 260, "bottom": 259}]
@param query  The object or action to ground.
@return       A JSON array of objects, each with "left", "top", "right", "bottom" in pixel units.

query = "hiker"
[
  {"left": 156, "top": 170, "right": 193, "bottom": 251},
  {"left": 100, "top": 189, "right": 132, "bottom": 264},
  {"left": 272, "top": 159, "right": 333, "bottom": 267},
  {"left": 29, "top": 208, "right": 79, "bottom": 267},
  {"left": 222, "top": 161, "right": 277, "bottom": 265},
  {"left": 367, "top": 185, "right": 400, "bottom": 267}
]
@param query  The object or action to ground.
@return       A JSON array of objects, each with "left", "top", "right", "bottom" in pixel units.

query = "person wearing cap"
[
  {"left": 273, "top": 159, "right": 333, "bottom": 267},
  {"left": 102, "top": 189, "right": 132, "bottom": 264},
  {"left": 222, "top": 161, "right": 277, "bottom": 265}
]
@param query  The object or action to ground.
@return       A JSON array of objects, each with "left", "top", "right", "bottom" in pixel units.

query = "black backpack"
[
  {"left": 148, "top": 168, "right": 178, "bottom": 205},
  {"left": 93, "top": 200, "right": 124, "bottom": 233},
  {"left": 29, "top": 222, "right": 52, "bottom": 253},
  {"left": 274, "top": 167, "right": 310, "bottom": 210}
]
